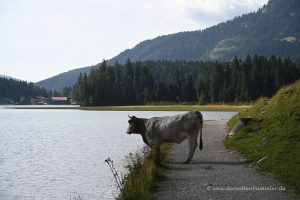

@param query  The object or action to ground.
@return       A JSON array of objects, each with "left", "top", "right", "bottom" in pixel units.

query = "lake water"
[{"left": 0, "top": 108, "right": 236, "bottom": 200}]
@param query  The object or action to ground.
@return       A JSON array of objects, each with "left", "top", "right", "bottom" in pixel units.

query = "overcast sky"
[{"left": 0, "top": 0, "right": 268, "bottom": 82}]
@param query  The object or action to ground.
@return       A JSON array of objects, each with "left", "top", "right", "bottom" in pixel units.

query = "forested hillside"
[
  {"left": 36, "top": 0, "right": 300, "bottom": 92},
  {"left": 111, "top": 0, "right": 300, "bottom": 63},
  {"left": 73, "top": 56, "right": 300, "bottom": 106},
  {"left": 0, "top": 77, "right": 50, "bottom": 104}
]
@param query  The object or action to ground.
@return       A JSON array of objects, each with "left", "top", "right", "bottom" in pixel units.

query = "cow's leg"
[{"left": 184, "top": 135, "right": 198, "bottom": 164}]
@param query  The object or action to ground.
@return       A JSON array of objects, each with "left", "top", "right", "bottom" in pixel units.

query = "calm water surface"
[{"left": 0, "top": 108, "right": 236, "bottom": 200}]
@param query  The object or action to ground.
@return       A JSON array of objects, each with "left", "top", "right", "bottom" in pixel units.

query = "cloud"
[{"left": 170, "top": 0, "right": 268, "bottom": 28}]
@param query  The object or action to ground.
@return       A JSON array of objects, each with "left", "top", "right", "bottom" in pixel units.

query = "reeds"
[{"left": 105, "top": 145, "right": 170, "bottom": 200}]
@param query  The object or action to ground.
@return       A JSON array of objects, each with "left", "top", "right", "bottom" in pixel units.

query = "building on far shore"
[
  {"left": 31, "top": 96, "right": 48, "bottom": 105},
  {"left": 30, "top": 96, "right": 70, "bottom": 105},
  {"left": 51, "top": 96, "right": 69, "bottom": 105}
]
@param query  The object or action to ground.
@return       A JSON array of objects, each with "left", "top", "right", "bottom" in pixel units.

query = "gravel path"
[{"left": 153, "top": 120, "right": 297, "bottom": 200}]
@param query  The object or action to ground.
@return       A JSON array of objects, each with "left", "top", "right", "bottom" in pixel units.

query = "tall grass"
[{"left": 117, "top": 145, "right": 170, "bottom": 200}]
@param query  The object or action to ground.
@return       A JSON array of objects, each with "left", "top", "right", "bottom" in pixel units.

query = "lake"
[{"left": 0, "top": 108, "right": 236, "bottom": 200}]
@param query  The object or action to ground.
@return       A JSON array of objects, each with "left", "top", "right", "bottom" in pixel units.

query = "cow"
[{"left": 126, "top": 111, "right": 203, "bottom": 164}]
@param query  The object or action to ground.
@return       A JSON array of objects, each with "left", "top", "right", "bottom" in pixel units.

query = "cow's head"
[{"left": 127, "top": 115, "right": 144, "bottom": 134}]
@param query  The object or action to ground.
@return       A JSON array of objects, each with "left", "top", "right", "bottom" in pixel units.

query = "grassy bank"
[
  {"left": 118, "top": 145, "right": 170, "bottom": 200},
  {"left": 80, "top": 104, "right": 251, "bottom": 112},
  {"left": 224, "top": 80, "right": 300, "bottom": 194}
]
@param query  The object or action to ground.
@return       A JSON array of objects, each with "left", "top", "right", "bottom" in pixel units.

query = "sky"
[{"left": 0, "top": 0, "right": 268, "bottom": 82}]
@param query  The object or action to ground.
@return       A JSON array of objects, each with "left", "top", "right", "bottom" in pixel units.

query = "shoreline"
[{"left": 3, "top": 104, "right": 251, "bottom": 112}]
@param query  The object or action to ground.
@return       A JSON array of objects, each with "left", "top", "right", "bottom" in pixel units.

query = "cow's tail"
[{"left": 195, "top": 111, "right": 203, "bottom": 150}]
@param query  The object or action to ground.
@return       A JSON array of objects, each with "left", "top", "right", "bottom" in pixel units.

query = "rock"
[
  {"left": 229, "top": 117, "right": 252, "bottom": 136},
  {"left": 257, "top": 156, "right": 268, "bottom": 164}
]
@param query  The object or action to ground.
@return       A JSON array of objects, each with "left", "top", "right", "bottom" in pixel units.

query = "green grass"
[
  {"left": 224, "top": 80, "right": 300, "bottom": 194},
  {"left": 80, "top": 104, "right": 250, "bottom": 112},
  {"left": 118, "top": 145, "right": 171, "bottom": 200}
]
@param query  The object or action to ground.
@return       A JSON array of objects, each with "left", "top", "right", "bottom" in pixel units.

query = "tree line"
[
  {"left": 0, "top": 77, "right": 51, "bottom": 104},
  {"left": 73, "top": 55, "right": 300, "bottom": 106}
]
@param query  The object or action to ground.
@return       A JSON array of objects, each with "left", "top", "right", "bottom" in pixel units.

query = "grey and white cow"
[{"left": 126, "top": 111, "right": 203, "bottom": 164}]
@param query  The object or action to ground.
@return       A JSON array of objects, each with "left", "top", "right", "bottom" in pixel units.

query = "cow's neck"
[
  {"left": 140, "top": 133, "right": 151, "bottom": 147},
  {"left": 137, "top": 118, "right": 147, "bottom": 134},
  {"left": 139, "top": 119, "right": 151, "bottom": 147}
]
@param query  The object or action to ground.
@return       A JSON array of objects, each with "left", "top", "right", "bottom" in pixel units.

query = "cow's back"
[{"left": 146, "top": 111, "right": 201, "bottom": 143}]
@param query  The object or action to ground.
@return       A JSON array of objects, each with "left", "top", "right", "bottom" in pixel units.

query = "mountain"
[
  {"left": 36, "top": 66, "right": 94, "bottom": 91},
  {"left": 36, "top": 0, "right": 300, "bottom": 91},
  {"left": 111, "top": 0, "right": 300, "bottom": 63}
]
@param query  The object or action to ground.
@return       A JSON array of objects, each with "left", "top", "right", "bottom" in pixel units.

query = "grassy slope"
[{"left": 224, "top": 80, "right": 300, "bottom": 193}]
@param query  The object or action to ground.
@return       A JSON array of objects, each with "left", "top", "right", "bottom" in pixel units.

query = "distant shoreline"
[{"left": 3, "top": 104, "right": 251, "bottom": 112}]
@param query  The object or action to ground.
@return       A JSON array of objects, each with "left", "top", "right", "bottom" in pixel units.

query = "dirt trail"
[{"left": 154, "top": 120, "right": 296, "bottom": 200}]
